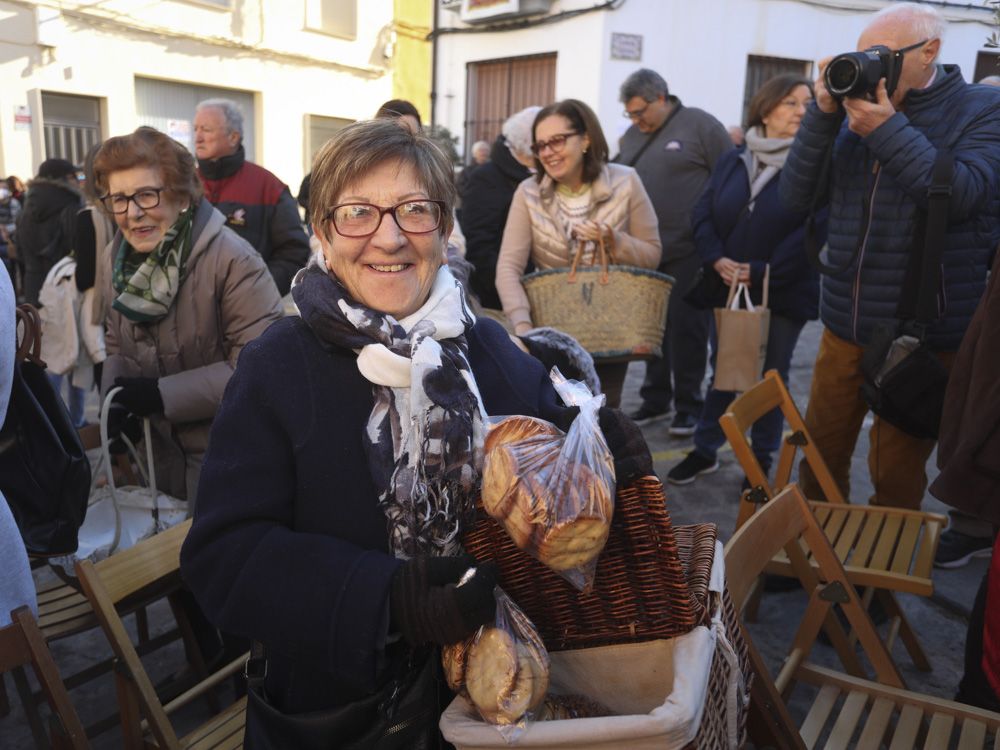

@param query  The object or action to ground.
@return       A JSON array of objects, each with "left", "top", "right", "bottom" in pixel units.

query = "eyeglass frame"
[
  {"left": 622, "top": 101, "right": 652, "bottom": 120},
  {"left": 529, "top": 132, "right": 580, "bottom": 156},
  {"left": 100, "top": 186, "right": 165, "bottom": 215},
  {"left": 323, "top": 200, "right": 447, "bottom": 238}
]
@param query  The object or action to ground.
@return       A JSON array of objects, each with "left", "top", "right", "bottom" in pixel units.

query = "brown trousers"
[{"left": 799, "top": 328, "right": 955, "bottom": 510}]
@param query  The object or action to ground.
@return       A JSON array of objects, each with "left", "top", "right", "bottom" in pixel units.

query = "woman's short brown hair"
[
  {"left": 309, "top": 119, "right": 456, "bottom": 243},
  {"left": 93, "top": 126, "right": 202, "bottom": 207},
  {"left": 746, "top": 74, "right": 814, "bottom": 131},
  {"left": 532, "top": 99, "right": 609, "bottom": 184}
]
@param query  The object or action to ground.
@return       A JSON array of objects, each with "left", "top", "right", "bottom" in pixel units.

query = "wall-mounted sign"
[
  {"left": 167, "top": 119, "right": 192, "bottom": 150},
  {"left": 14, "top": 105, "right": 31, "bottom": 131},
  {"left": 611, "top": 32, "right": 643, "bottom": 61}
]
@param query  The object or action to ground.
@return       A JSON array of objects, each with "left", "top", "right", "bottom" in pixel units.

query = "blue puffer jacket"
[
  {"left": 780, "top": 65, "right": 1000, "bottom": 350},
  {"left": 693, "top": 145, "right": 823, "bottom": 322}
]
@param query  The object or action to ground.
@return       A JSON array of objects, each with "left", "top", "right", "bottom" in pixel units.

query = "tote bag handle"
[
  {"left": 723, "top": 263, "right": 770, "bottom": 310},
  {"left": 99, "top": 387, "right": 159, "bottom": 554}
]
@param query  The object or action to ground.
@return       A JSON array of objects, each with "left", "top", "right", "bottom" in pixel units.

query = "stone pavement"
[{"left": 0, "top": 320, "right": 986, "bottom": 748}]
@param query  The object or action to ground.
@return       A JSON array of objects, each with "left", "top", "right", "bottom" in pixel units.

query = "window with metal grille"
[
  {"left": 742, "top": 54, "right": 812, "bottom": 128},
  {"left": 465, "top": 53, "right": 556, "bottom": 162},
  {"left": 305, "top": 0, "right": 357, "bottom": 40},
  {"left": 40, "top": 92, "right": 102, "bottom": 167}
]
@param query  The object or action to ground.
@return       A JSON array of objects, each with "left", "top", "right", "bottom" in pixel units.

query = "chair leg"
[
  {"left": 876, "top": 589, "right": 931, "bottom": 672},
  {"left": 10, "top": 665, "right": 48, "bottom": 750},
  {"left": 745, "top": 576, "right": 764, "bottom": 623},
  {"left": 135, "top": 606, "right": 150, "bottom": 645},
  {"left": 0, "top": 671, "right": 9, "bottom": 717}
]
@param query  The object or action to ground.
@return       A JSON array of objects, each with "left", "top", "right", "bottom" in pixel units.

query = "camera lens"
[{"left": 826, "top": 56, "right": 860, "bottom": 97}]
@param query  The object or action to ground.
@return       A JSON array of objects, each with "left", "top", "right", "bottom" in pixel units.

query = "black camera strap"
[{"left": 896, "top": 149, "right": 954, "bottom": 330}]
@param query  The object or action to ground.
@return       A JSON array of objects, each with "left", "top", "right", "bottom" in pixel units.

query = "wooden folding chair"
[
  {"left": 8, "top": 425, "right": 190, "bottom": 747},
  {"left": 75, "top": 519, "right": 247, "bottom": 750},
  {"left": 719, "top": 369, "right": 944, "bottom": 674},
  {"left": 0, "top": 606, "right": 88, "bottom": 749},
  {"left": 726, "top": 485, "right": 1000, "bottom": 749}
]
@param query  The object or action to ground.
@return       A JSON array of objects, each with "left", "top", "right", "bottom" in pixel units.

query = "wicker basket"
[
  {"left": 522, "top": 239, "right": 673, "bottom": 362},
  {"left": 461, "top": 475, "right": 714, "bottom": 651}
]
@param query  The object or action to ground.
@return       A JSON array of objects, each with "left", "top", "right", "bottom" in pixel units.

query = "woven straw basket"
[
  {"left": 462, "top": 476, "right": 709, "bottom": 651},
  {"left": 522, "top": 238, "right": 673, "bottom": 362}
]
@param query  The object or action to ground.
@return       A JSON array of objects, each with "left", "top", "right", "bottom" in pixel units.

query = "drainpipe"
[{"left": 430, "top": 0, "right": 439, "bottom": 128}]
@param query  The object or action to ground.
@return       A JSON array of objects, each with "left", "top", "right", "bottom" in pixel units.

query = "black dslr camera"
[{"left": 824, "top": 45, "right": 905, "bottom": 100}]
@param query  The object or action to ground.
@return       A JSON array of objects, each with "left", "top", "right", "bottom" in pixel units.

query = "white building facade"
[
  {"left": 433, "top": 0, "right": 998, "bottom": 157},
  {"left": 0, "top": 0, "right": 395, "bottom": 193}
]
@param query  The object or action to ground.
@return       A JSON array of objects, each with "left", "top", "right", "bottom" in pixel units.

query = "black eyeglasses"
[
  {"left": 623, "top": 102, "right": 651, "bottom": 120},
  {"left": 530, "top": 132, "right": 580, "bottom": 156},
  {"left": 325, "top": 200, "right": 445, "bottom": 238},
  {"left": 101, "top": 187, "right": 165, "bottom": 215}
]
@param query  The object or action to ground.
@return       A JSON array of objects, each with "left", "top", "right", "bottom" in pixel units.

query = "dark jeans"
[
  {"left": 692, "top": 313, "right": 805, "bottom": 472},
  {"left": 594, "top": 361, "right": 628, "bottom": 409},
  {"left": 638, "top": 253, "right": 710, "bottom": 417}
]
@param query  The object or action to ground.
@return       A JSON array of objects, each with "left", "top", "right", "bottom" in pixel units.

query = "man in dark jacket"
[
  {"left": 459, "top": 107, "right": 539, "bottom": 310},
  {"left": 616, "top": 68, "right": 732, "bottom": 436},
  {"left": 779, "top": 3, "right": 1000, "bottom": 512},
  {"left": 194, "top": 99, "right": 309, "bottom": 295},
  {"left": 14, "top": 158, "right": 81, "bottom": 306}
]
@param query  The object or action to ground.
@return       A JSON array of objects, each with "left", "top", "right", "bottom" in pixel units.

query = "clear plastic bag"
[
  {"left": 442, "top": 583, "right": 550, "bottom": 742},
  {"left": 480, "top": 368, "right": 616, "bottom": 591}
]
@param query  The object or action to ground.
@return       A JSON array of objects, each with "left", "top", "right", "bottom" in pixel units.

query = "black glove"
[
  {"left": 598, "top": 407, "right": 654, "bottom": 484},
  {"left": 92, "top": 362, "right": 103, "bottom": 390},
  {"left": 113, "top": 376, "right": 164, "bottom": 417},
  {"left": 389, "top": 555, "right": 498, "bottom": 646},
  {"left": 106, "top": 403, "right": 142, "bottom": 455},
  {"left": 551, "top": 406, "right": 654, "bottom": 485}
]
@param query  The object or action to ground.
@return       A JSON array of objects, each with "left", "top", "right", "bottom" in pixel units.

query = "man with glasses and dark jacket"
[
  {"left": 780, "top": 3, "right": 1000, "bottom": 535},
  {"left": 616, "top": 68, "right": 731, "bottom": 436}
]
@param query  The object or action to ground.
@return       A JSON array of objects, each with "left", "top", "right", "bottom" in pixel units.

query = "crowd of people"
[{"left": 3, "top": 0, "right": 1000, "bottom": 743}]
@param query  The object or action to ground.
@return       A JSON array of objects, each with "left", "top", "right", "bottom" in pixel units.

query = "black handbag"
[
  {"left": 243, "top": 641, "right": 443, "bottom": 750},
  {"left": 0, "top": 304, "right": 90, "bottom": 555},
  {"left": 682, "top": 264, "right": 730, "bottom": 310},
  {"left": 858, "top": 152, "right": 954, "bottom": 440}
]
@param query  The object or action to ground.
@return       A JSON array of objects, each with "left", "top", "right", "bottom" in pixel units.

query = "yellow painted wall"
[{"left": 392, "top": 0, "right": 433, "bottom": 123}]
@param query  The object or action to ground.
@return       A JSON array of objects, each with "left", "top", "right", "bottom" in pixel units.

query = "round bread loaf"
[
  {"left": 484, "top": 416, "right": 561, "bottom": 455},
  {"left": 441, "top": 641, "right": 468, "bottom": 693},
  {"left": 465, "top": 627, "right": 518, "bottom": 717}
]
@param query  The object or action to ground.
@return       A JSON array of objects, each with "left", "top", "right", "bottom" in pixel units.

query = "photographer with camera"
[{"left": 780, "top": 3, "right": 1000, "bottom": 520}]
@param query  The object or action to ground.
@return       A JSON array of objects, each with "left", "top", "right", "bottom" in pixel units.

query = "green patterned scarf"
[{"left": 111, "top": 206, "right": 195, "bottom": 322}]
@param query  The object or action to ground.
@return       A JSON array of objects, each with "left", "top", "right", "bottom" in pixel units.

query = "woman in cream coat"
[{"left": 495, "top": 99, "right": 661, "bottom": 406}]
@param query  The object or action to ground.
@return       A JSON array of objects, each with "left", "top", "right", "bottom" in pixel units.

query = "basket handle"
[
  {"left": 567, "top": 239, "right": 587, "bottom": 283},
  {"left": 15, "top": 304, "right": 46, "bottom": 367},
  {"left": 597, "top": 230, "right": 616, "bottom": 285}
]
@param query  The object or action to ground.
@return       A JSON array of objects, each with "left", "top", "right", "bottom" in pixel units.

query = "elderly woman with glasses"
[
  {"left": 495, "top": 99, "right": 661, "bottom": 407},
  {"left": 180, "top": 119, "right": 652, "bottom": 745},
  {"left": 94, "top": 126, "right": 283, "bottom": 505}
]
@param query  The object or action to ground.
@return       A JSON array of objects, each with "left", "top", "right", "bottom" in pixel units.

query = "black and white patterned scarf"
[{"left": 292, "top": 261, "right": 486, "bottom": 559}]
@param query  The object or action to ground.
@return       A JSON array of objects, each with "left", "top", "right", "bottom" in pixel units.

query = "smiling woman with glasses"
[
  {"left": 180, "top": 117, "right": 635, "bottom": 746},
  {"left": 90, "top": 126, "right": 283, "bottom": 505},
  {"left": 494, "top": 98, "right": 662, "bottom": 406}
]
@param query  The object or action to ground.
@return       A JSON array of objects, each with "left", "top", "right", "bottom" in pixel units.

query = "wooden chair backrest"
[
  {"left": 724, "top": 485, "right": 903, "bottom": 688},
  {"left": 720, "top": 370, "right": 847, "bottom": 529},
  {"left": 75, "top": 520, "right": 193, "bottom": 749},
  {"left": 0, "top": 607, "right": 89, "bottom": 749}
]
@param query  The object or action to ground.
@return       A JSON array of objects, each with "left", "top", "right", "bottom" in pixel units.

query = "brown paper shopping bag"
[{"left": 713, "top": 267, "right": 770, "bottom": 393}]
